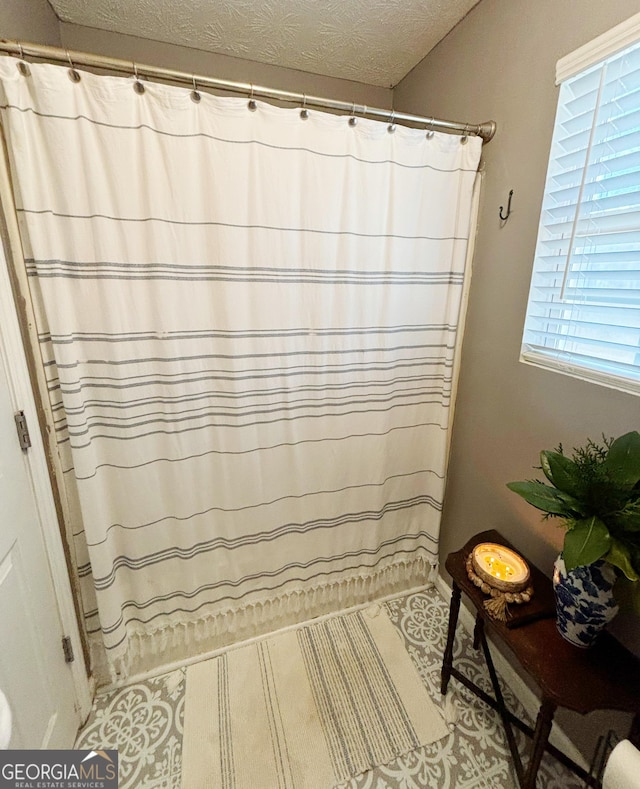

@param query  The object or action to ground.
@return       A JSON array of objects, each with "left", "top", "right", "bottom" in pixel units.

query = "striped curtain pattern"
[{"left": 0, "top": 58, "right": 481, "bottom": 678}]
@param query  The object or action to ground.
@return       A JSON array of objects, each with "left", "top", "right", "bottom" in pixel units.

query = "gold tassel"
[{"left": 483, "top": 593, "right": 510, "bottom": 622}]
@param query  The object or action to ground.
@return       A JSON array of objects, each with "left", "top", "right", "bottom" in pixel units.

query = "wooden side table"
[{"left": 441, "top": 529, "right": 640, "bottom": 789}]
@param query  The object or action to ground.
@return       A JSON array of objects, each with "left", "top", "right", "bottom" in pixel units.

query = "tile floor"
[{"left": 76, "top": 587, "right": 584, "bottom": 788}]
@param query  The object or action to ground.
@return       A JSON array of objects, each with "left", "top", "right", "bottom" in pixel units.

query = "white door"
[{"left": 0, "top": 300, "right": 83, "bottom": 748}]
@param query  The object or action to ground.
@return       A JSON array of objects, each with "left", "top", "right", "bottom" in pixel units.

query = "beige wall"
[
  {"left": 11, "top": 0, "right": 633, "bottom": 593},
  {"left": 2, "top": 0, "right": 61, "bottom": 47},
  {"left": 59, "top": 24, "right": 392, "bottom": 108},
  {"left": 4, "top": 0, "right": 638, "bottom": 754},
  {"left": 396, "top": 0, "right": 639, "bottom": 614},
  {"left": 395, "top": 0, "right": 640, "bottom": 755}
]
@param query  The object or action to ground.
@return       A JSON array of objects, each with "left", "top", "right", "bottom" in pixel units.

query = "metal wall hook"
[{"left": 499, "top": 189, "right": 514, "bottom": 222}]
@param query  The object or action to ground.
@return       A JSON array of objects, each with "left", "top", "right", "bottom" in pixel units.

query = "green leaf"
[
  {"left": 506, "top": 480, "right": 583, "bottom": 516},
  {"left": 604, "top": 431, "right": 640, "bottom": 488},
  {"left": 606, "top": 538, "right": 640, "bottom": 581},
  {"left": 611, "top": 501, "right": 640, "bottom": 533},
  {"left": 563, "top": 516, "right": 611, "bottom": 570},
  {"left": 507, "top": 481, "right": 583, "bottom": 518},
  {"left": 540, "top": 451, "right": 584, "bottom": 497}
]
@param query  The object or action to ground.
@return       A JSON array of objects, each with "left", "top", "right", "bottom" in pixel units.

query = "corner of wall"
[{"left": 0, "top": 0, "right": 63, "bottom": 47}]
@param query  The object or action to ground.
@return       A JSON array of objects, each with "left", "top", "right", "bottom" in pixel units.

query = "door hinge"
[
  {"left": 14, "top": 410, "right": 32, "bottom": 451},
  {"left": 62, "top": 635, "right": 74, "bottom": 664}
]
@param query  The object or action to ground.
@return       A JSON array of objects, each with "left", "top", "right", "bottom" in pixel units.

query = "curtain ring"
[
  {"left": 461, "top": 124, "right": 469, "bottom": 144},
  {"left": 348, "top": 101, "right": 357, "bottom": 127},
  {"left": 388, "top": 110, "right": 396, "bottom": 134},
  {"left": 426, "top": 117, "right": 435, "bottom": 139},
  {"left": 133, "top": 62, "right": 145, "bottom": 94},
  {"left": 16, "top": 43, "right": 30, "bottom": 76},
  {"left": 248, "top": 84, "right": 257, "bottom": 112},
  {"left": 191, "top": 75, "right": 201, "bottom": 103},
  {"left": 300, "top": 94, "right": 309, "bottom": 120},
  {"left": 66, "top": 49, "right": 81, "bottom": 82}
]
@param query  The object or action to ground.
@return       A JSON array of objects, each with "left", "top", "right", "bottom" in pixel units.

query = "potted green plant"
[{"left": 507, "top": 431, "right": 640, "bottom": 647}]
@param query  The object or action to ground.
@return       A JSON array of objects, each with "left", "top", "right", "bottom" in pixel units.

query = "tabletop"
[{"left": 445, "top": 529, "right": 640, "bottom": 715}]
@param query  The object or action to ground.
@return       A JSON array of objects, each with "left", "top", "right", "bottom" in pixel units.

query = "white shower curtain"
[{"left": 0, "top": 57, "right": 481, "bottom": 678}]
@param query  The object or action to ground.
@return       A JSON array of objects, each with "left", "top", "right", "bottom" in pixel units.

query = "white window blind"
[{"left": 521, "top": 28, "right": 640, "bottom": 396}]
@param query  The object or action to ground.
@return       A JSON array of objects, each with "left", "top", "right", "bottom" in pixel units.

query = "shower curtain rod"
[{"left": 0, "top": 40, "right": 497, "bottom": 143}]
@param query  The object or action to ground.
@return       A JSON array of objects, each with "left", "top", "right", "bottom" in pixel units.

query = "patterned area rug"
[
  {"left": 75, "top": 588, "right": 585, "bottom": 788},
  {"left": 182, "top": 605, "right": 449, "bottom": 788},
  {"left": 75, "top": 669, "right": 184, "bottom": 788}
]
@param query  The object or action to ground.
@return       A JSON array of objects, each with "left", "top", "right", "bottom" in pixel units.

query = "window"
[{"left": 521, "top": 13, "right": 640, "bottom": 396}]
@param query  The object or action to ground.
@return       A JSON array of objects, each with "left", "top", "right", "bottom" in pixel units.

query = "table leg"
[
  {"left": 478, "top": 620, "right": 524, "bottom": 783},
  {"left": 473, "top": 613, "right": 484, "bottom": 650},
  {"left": 523, "top": 697, "right": 556, "bottom": 789},
  {"left": 630, "top": 713, "right": 640, "bottom": 749},
  {"left": 441, "top": 581, "right": 461, "bottom": 695}
]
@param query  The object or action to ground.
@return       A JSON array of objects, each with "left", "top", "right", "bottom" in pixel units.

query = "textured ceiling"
[{"left": 48, "top": 0, "right": 481, "bottom": 87}]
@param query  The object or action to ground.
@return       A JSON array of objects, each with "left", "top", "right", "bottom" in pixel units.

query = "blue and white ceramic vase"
[{"left": 553, "top": 555, "right": 619, "bottom": 648}]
